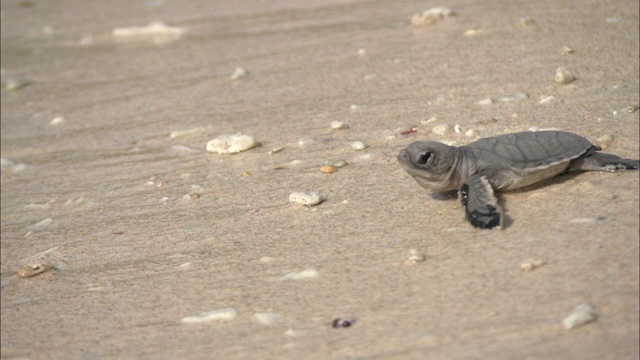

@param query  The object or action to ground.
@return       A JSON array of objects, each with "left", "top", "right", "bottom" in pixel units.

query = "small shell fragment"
[
  {"left": 454, "top": 124, "right": 463, "bottom": 134},
  {"left": 351, "top": 141, "right": 367, "bottom": 151},
  {"left": 289, "top": 192, "right": 323, "bottom": 206},
  {"left": 230, "top": 67, "right": 247, "bottom": 80},
  {"left": 49, "top": 116, "right": 65, "bottom": 126},
  {"left": 254, "top": 312, "right": 278, "bottom": 325},
  {"left": 562, "top": 45, "right": 575, "bottom": 55},
  {"left": 520, "top": 259, "right": 546, "bottom": 272},
  {"left": 431, "top": 124, "right": 452, "bottom": 136},
  {"left": 280, "top": 268, "right": 318, "bottom": 281},
  {"left": 206, "top": 134, "right": 257, "bottom": 154},
  {"left": 3, "top": 77, "right": 32, "bottom": 91},
  {"left": 539, "top": 95, "right": 556, "bottom": 104},
  {"left": 520, "top": 17, "right": 534, "bottom": 26},
  {"left": 17, "top": 260, "right": 52, "bottom": 278},
  {"left": 181, "top": 307, "right": 238, "bottom": 324},
  {"left": 325, "top": 159, "right": 347, "bottom": 168},
  {"left": 405, "top": 249, "right": 426, "bottom": 264},
  {"left": 268, "top": 146, "right": 285, "bottom": 155},
  {"left": 320, "top": 165, "right": 337, "bottom": 174},
  {"left": 332, "top": 318, "right": 356, "bottom": 328},
  {"left": 411, "top": 7, "right": 453, "bottom": 26},
  {"left": 331, "top": 121, "right": 348, "bottom": 130},
  {"left": 555, "top": 67, "right": 574, "bottom": 84},
  {"left": 476, "top": 98, "right": 494, "bottom": 105},
  {"left": 563, "top": 303, "right": 597, "bottom": 329}
]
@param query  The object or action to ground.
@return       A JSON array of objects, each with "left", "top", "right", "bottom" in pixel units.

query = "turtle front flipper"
[
  {"left": 459, "top": 173, "right": 503, "bottom": 229},
  {"left": 571, "top": 146, "right": 639, "bottom": 171}
]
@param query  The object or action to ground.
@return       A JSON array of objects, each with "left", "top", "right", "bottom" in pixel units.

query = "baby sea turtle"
[{"left": 397, "top": 131, "right": 639, "bottom": 229}]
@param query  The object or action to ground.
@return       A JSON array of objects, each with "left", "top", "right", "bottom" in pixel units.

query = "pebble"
[
  {"left": 431, "top": 124, "right": 452, "bottom": 135},
  {"left": 411, "top": 7, "right": 453, "bottom": 26},
  {"left": 420, "top": 117, "right": 437, "bottom": 125},
  {"left": 454, "top": 124, "right": 463, "bottom": 134},
  {"left": 520, "top": 17, "right": 534, "bottom": 26},
  {"left": 320, "top": 165, "right": 337, "bottom": 174},
  {"left": 27, "top": 218, "right": 53, "bottom": 230},
  {"left": 498, "top": 93, "right": 528, "bottom": 102},
  {"left": 49, "top": 116, "right": 65, "bottom": 126},
  {"left": 405, "top": 249, "right": 426, "bottom": 264},
  {"left": 3, "top": 77, "right": 31, "bottom": 91},
  {"left": 254, "top": 312, "right": 278, "bottom": 325},
  {"left": 177, "top": 262, "right": 193, "bottom": 270},
  {"left": 280, "top": 268, "right": 318, "bottom": 281},
  {"left": 520, "top": 259, "right": 546, "bottom": 272},
  {"left": 465, "top": 129, "right": 476, "bottom": 137},
  {"left": 476, "top": 98, "right": 494, "bottom": 105},
  {"left": 268, "top": 147, "right": 285, "bottom": 155},
  {"left": 230, "top": 67, "right": 247, "bottom": 80},
  {"left": 325, "top": 159, "right": 347, "bottom": 168},
  {"left": 351, "top": 141, "right": 367, "bottom": 151},
  {"left": 569, "top": 217, "right": 605, "bottom": 224},
  {"left": 289, "top": 192, "right": 323, "bottom": 206},
  {"left": 563, "top": 303, "right": 597, "bottom": 329},
  {"left": 539, "top": 95, "right": 556, "bottom": 104},
  {"left": 206, "top": 134, "right": 257, "bottom": 154},
  {"left": 112, "top": 21, "right": 185, "bottom": 43},
  {"left": 562, "top": 45, "right": 575, "bottom": 55},
  {"left": 555, "top": 67, "right": 574, "bottom": 84},
  {"left": 331, "top": 121, "right": 348, "bottom": 130},
  {"left": 181, "top": 307, "right": 238, "bottom": 324},
  {"left": 17, "top": 260, "right": 52, "bottom": 278},
  {"left": 463, "top": 29, "right": 481, "bottom": 37}
]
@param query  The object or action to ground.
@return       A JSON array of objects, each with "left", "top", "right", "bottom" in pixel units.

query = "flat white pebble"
[
  {"left": 569, "top": 217, "right": 605, "bottom": 224},
  {"left": 289, "top": 192, "right": 323, "bottom": 206},
  {"left": 351, "top": 141, "right": 367, "bottom": 151},
  {"left": 112, "top": 22, "right": 185, "bottom": 43},
  {"left": 431, "top": 124, "right": 452, "bottom": 135},
  {"left": 539, "top": 95, "right": 556, "bottom": 104},
  {"left": 465, "top": 129, "right": 476, "bottom": 137},
  {"left": 498, "top": 93, "right": 528, "bottom": 102},
  {"left": 49, "top": 116, "right": 65, "bottom": 126},
  {"left": 420, "top": 117, "right": 437, "bottom": 125},
  {"left": 555, "top": 67, "right": 574, "bottom": 84},
  {"left": 230, "top": 67, "right": 247, "bottom": 80},
  {"left": 405, "top": 249, "right": 426, "bottom": 264},
  {"left": 331, "top": 120, "right": 348, "bottom": 130},
  {"left": 181, "top": 307, "right": 238, "bottom": 324},
  {"left": 411, "top": 7, "right": 453, "bottom": 26},
  {"left": 178, "top": 262, "right": 193, "bottom": 270},
  {"left": 563, "top": 303, "right": 597, "bottom": 329},
  {"left": 280, "top": 268, "right": 318, "bottom": 281},
  {"left": 254, "top": 312, "right": 278, "bottom": 325},
  {"left": 520, "top": 259, "right": 546, "bottom": 272},
  {"left": 476, "top": 98, "right": 494, "bottom": 105},
  {"left": 28, "top": 218, "right": 53, "bottom": 230},
  {"left": 562, "top": 45, "right": 575, "bottom": 55},
  {"left": 206, "top": 134, "right": 257, "bottom": 154}
]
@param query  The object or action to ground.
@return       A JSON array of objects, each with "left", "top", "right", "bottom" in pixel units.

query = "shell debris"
[
  {"left": 289, "top": 192, "right": 323, "bottom": 206},
  {"left": 411, "top": 7, "right": 453, "bottom": 26},
  {"left": 49, "top": 116, "right": 65, "bottom": 126},
  {"left": 230, "top": 67, "right": 247, "bottom": 80},
  {"left": 3, "top": 77, "right": 32, "bottom": 91},
  {"left": 431, "top": 124, "right": 452, "bottom": 136},
  {"left": 254, "top": 312, "right": 278, "bottom": 325},
  {"left": 563, "top": 303, "right": 597, "bottom": 329},
  {"left": 325, "top": 159, "right": 347, "bottom": 168},
  {"left": 280, "top": 268, "right": 318, "bottom": 281},
  {"left": 112, "top": 21, "right": 185, "bottom": 44},
  {"left": 476, "top": 98, "right": 494, "bottom": 105},
  {"left": 206, "top": 134, "right": 257, "bottom": 154},
  {"left": 405, "top": 249, "right": 426, "bottom": 265},
  {"left": 555, "top": 67, "right": 574, "bottom": 84},
  {"left": 320, "top": 165, "right": 337, "bottom": 174},
  {"left": 181, "top": 307, "right": 238, "bottom": 324},
  {"left": 520, "top": 259, "right": 546, "bottom": 272},
  {"left": 17, "top": 260, "right": 52, "bottom": 278},
  {"left": 331, "top": 121, "right": 349, "bottom": 130},
  {"left": 562, "top": 45, "right": 575, "bottom": 55},
  {"left": 351, "top": 141, "right": 367, "bottom": 151}
]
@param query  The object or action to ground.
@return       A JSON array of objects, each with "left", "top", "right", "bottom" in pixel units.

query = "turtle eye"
[{"left": 415, "top": 151, "right": 432, "bottom": 165}]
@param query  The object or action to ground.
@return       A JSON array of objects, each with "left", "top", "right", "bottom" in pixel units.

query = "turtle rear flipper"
[
  {"left": 571, "top": 147, "right": 639, "bottom": 171},
  {"left": 459, "top": 173, "right": 503, "bottom": 229}
]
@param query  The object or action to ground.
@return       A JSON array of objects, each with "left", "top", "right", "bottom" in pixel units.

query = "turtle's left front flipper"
[{"left": 459, "top": 172, "right": 503, "bottom": 229}]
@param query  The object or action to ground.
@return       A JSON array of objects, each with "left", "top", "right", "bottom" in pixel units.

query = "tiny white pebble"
[
  {"left": 280, "top": 268, "right": 318, "bottom": 281},
  {"left": 181, "top": 308, "right": 238, "bottom": 324},
  {"left": 289, "top": 192, "right": 323, "bottom": 206},
  {"left": 331, "top": 121, "right": 348, "bottom": 130},
  {"left": 555, "top": 67, "right": 574, "bottom": 84},
  {"left": 563, "top": 303, "right": 597, "bottom": 329},
  {"left": 454, "top": 124, "right": 463, "bottom": 134},
  {"left": 268, "top": 147, "right": 285, "bottom": 155},
  {"left": 569, "top": 217, "right": 605, "bottom": 224},
  {"left": 520, "top": 17, "right": 534, "bottom": 26},
  {"left": 259, "top": 256, "right": 274, "bottom": 263},
  {"left": 420, "top": 117, "right": 438, "bottom": 125},
  {"left": 431, "top": 124, "right": 452, "bottom": 135},
  {"left": 562, "top": 45, "right": 575, "bottom": 55},
  {"left": 206, "top": 134, "right": 257, "bottom": 154},
  {"left": 405, "top": 249, "right": 426, "bottom": 264},
  {"left": 230, "top": 67, "right": 247, "bottom": 80},
  {"left": 49, "top": 116, "right": 65, "bottom": 126},
  {"left": 463, "top": 29, "right": 481, "bottom": 36},
  {"left": 254, "top": 312, "right": 278, "bottom": 325},
  {"left": 385, "top": 135, "right": 397, "bottom": 141},
  {"left": 539, "top": 95, "right": 556, "bottom": 104},
  {"left": 297, "top": 138, "right": 315, "bottom": 146},
  {"left": 476, "top": 98, "right": 494, "bottom": 105},
  {"left": 351, "top": 141, "right": 367, "bottom": 151},
  {"left": 160, "top": 196, "right": 169, "bottom": 203},
  {"left": 178, "top": 262, "right": 193, "bottom": 270},
  {"left": 349, "top": 104, "right": 361, "bottom": 111},
  {"left": 520, "top": 259, "right": 546, "bottom": 272}
]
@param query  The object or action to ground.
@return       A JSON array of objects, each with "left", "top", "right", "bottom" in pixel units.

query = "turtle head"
[{"left": 397, "top": 141, "right": 459, "bottom": 192}]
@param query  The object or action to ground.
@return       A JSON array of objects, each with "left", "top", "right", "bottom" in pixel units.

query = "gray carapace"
[{"left": 397, "top": 130, "right": 639, "bottom": 229}]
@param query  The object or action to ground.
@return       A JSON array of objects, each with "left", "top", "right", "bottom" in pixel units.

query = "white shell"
[
  {"left": 431, "top": 124, "right": 452, "bottom": 135},
  {"left": 206, "top": 134, "right": 257, "bottom": 154},
  {"left": 331, "top": 121, "right": 348, "bottom": 130},
  {"left": 49, "top": 116, "right": 65, "bottom": 126},
  {"left": 181, "top": 308, "right": 238, "bottom": 324},
  {"left": 230, "top": 67, "right": 247, "bottom": 80},
  {"left": 555, "top": 67, "right": 574, "bottom": 84},
  {"left": 563, "top": 303, "right": 597, "bottom": 329},
  {"left": 289, "top": 192, "right": 323, "bottom": 206},
  {"left": 350, "top": 141, "right": 367, "bottom": 151}
]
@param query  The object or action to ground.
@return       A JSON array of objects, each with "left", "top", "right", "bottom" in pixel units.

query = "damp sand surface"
[{"left": 1, "top": 0, "right": 638, "bottom": 359}]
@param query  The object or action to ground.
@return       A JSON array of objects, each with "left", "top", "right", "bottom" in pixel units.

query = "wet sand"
[{"left": 1, "top": 0, "right": 638, "bottom": 359}]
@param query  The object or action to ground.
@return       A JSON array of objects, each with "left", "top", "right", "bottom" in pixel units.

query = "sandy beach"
[{"left": 1, "top": 0, "right": 638, "bottom": 359}]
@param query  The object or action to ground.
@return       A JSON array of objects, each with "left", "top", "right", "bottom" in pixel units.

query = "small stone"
[
  {"left": 454, "top": 124, "right": 463, "bottom": 134},
  {"left": 230, "top": 67, "right": 247, "bottom": 80},
  {"left": 351, "top": 141, "right": 367, "bottom": 151},
  {"left": 49, "top": 116, "right": 65, "bottom": 126},
  {"left": 569, "top": 217, "right": 605, "bottom": 224},
  {"left": 325, "top": 159, "right": 347, "bottom": 168},
  {"left": 320, "top": 165, "right": 337, "bottom": 174},
  {"left": 555, "top": 67, "right": 574, "bottom": 84},
  {"left": 254, "top": 312, "right": 278, "bottom": 325},
  {"left": 331, "top": 121, "right": 348, "bottom": 130},
  {"left": 268, "top": 147, "right": 285, "bottom": 155},
  {"left": 27, "top": 218, "right": 53, "bottom": 230},
  {"left": 520, "top": 259, "right": 546, "bottom": 272},
  {"left": 420, "top": 117, "right": 437, "bottom": 125},
  {"left": 206, "top": 134, "right": 257, "bottom": 154},
  {"left": 405, "top": 249, "right": 426, "bottom": 264},
  {"left": 563, "top": 303, "right": 597, "bottom": 329},
  {"left": 463, "top": 29, "right": 481, "bottom": 36},
  {"left": 465, "top": 129, "right": 476, "bottom": 137},
  {"left": 431, "top": 124, "right": 452, "bottom": 136},
  {"left": 562, "top": 45, "right": 575, "bottom": 55},
  {"left": 539, "top": 95, "right": 556, "bottom": 104},
  {"left": 476, "top": 98, "right": 494, "bottom": 105},
  {"left": 17, "top": 260, "right": 52, "bottom": 278},
  {"left": 280, "top": 268, "right": 318, "bottom": 281},
  {"left": 112, "top": 22, "right": 185, "bottom": 44},
  {"left": 411, "top": 7, "right": 453, "bottom": 26},
  {"left": 3, "top": 77, "right": 31, "bottom": 91},
  {"left": 181, "top": 308, "right": 238, "bottom": 324},
  {"left": 520, "top": 17, "right": 534, "bottom": 26},
  {"left": 289, "top": 192, "right": 323, "bottom": 206},
  {"left": 498, "top": 93, "right": 528, "bottom": 102}
]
